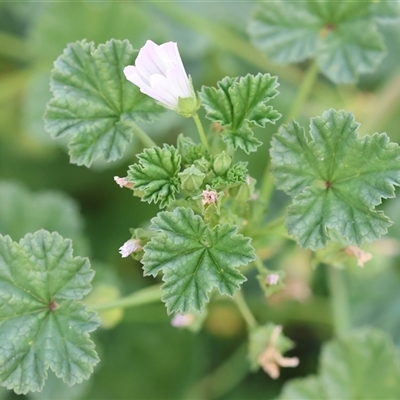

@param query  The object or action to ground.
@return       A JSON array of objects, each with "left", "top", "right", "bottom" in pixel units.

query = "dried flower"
[
  {"left": 114, "top": 176, "right": 134, "bottom": 189},
  {"left": 202, "top": 189, "right": 218, "bottom": 206},
  {"left": 344, "top": 245, "right": 372, "bottom": 267},
  {"left": 258, "top": 325, "right": 299, "bottom": 379},
  {"left": 119, "top": 238, "right": 142, "bottom": 258},
  {"left": 123, "top": 40, "right": 197, "bottom": 116}
]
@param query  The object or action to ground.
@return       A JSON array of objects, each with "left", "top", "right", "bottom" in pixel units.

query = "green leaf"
[
  {"left": 0, "top": 181, "right": 88, "bottom": 255},
  {"left": 279, "top": 328, "right": 400, "bottom": 400},
  {"left": 270, "top": 109, "right": 400, "bottom": 250},
  {"left": 127, "top": 145, "right": 181, "bottom": 209},
  {"left": 199, "top": 73, "right": 280, "bottom": 153},
  {"left": 248, "top": 1, "right": 386, "bottom": 83},
  {"left": 142, "top": 207, "right": 255, "bottom": 314},
  {"left": 0, "top": 230, "right": 100, "bottom": 394},
  {"left": 44, "top": 39, "right": 163, "bottom": 166}
]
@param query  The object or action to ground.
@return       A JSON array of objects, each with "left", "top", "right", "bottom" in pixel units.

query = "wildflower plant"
[{"left": 2, "top": 1, "right": 400, "bottom": 397}]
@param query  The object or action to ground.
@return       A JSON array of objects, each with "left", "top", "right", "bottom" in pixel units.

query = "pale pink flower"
[
  {"left": 258, "top": 325, "right": 299, "bottom": 379},
  {"left": 123, "top": 40, "right": 196, "bottom": 114},
  {"left": 119, "top": 238, "right": 142, "bottom": 258},
  {"left": 202, "top": 189, "right": 218, "bottom": 206},
  {"left": 265, "top": 273, "right": 280, "bottom": 286},
  {"left": 171, "top": 313, "right": 195, "bottom": 328},
  {"left": 114, "top": 176, "right": 134, "bottom": 189}
]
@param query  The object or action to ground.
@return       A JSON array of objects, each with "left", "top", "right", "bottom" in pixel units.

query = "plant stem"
[
  {"left": 327, "top": 266, "right": 350, "bottom": 337},
  {"left": 90, "top": 284, "right": 162, "bottom": 312},
  {"left": 254, "top": 257, "right": 266, "bottom": 274},
  {"left": 184, "top": 343, "right": 248, "bottom": 400},
  {"left": 131, "top": 122, "right": 157, "bottom": 148},
  {"left": 285, "top": 59, "right": 319, "bottom": 123},
  {"left": 234, "top": 290, "right": 257, "bottom": 330},
  {"left": 192, "top": 112, "right": 210, "bottom": 152}
]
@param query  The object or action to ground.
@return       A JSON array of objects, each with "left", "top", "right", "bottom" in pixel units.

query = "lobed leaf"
[
  {"left": 248, "top": 0, "right": 387, "bottom": 83},
  {"left": 44, "top": 39, "right": 163, "bottom": 166},
  {"left": 0, "top": 230, "right": 100, "bottom": 394},
  {"left": 127, "top": 145, "right": 181, "bottom": 209},
  {"left": 200, "top": 73, "right": 280, "bottom": 153},
  {"left": 270, "top": 109, "right": 400, "bottom": 250},
  {"left": 0, "top": 181, "right": 88, "bottom": 255},
  {"left": 142, "top": 207, "right": 255, "bottom": 313},
  {"left": 279, "top": 328, "right": 400, "bottom": 400}
]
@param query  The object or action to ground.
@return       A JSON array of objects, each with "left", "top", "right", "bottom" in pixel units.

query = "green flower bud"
[
  {"left": 213, "top": 151, "right": 232, "bottom": 176},
  {"left": 234, "top": 176, "right": 256, "bottom": 203},
  {"left": 179, "top": 165, "right": 205, "bottom": 191}
]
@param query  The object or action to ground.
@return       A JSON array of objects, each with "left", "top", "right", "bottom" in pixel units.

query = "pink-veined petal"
[
  {"left": 147, "top": 74, "right": 179, "bottom": 108},
  {"left": 160, "top": 41, "right": 188, "bottom": 79},
  {"left": 166, "top": 65, "right": 192, "bottom": 99},
  {"left": 123, "top": 65, "right": 151, "bottom": 90},
  {"left": 135, "top": 40, "right": 168, "bottom": 80}
]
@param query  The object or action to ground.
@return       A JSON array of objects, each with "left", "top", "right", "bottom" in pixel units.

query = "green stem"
[
  {"left": 234, "top": 290, "right": 257, "bottom": 329},
  {"left": 285, "top": 59, "right": 319, "bottom": 123},
  {"left": 131, "top": 122, "right": 157, "bottom": 148},
  {"left": 254, "top": 257, "right": 266, "bottom": 274},
  {"left": 192, "top": 112, "right": 210, "bottom": 152},
  {"left": 327, "top": 266, "right": 350, "bottom": 337},
  {"left": 90, "top": 284, "right": 162, "bottom": 312},
  {"left": 184, "top": 343, "right": 248, "bottom": 400}
]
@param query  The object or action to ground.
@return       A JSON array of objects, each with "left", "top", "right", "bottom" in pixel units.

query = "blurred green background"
[{"left": 1, "top": 1, "right": 400, "bottom": 399}]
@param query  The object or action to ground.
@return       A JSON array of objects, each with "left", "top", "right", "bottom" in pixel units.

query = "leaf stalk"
[
  {"left": 90, "top": 284, "right": 162, "bottom": 312},
  {"left": 328, "top": 265, "right": 350, "bottom": 337},
  {"left": 234, "top": 289, "right": 257, "bottom": 329},
  {"left": 131, "top": 122, "right": 157, "bottom": 148}
]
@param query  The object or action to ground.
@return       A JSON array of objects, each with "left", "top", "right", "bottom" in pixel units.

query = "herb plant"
[{"left": 1, "top": 1, "right": 400, "bottom": 398}]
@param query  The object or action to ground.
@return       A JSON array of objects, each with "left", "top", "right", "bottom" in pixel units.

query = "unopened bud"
[
  {"left": 114, "top": 176, "right": 134, "bottom": 189},
  {"left": 213, "top": 151, "right": 232, "bottom": 176},
  {"left": 179, "top": 165, "right": 205, "bottom": 191}
]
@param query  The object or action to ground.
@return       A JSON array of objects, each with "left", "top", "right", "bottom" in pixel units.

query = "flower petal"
[
  {"left": 123, "top": 65, "right": 151, "bottom": 90},
  {"left": 146, "top": 74, "right": 180, "bottom": 109}
]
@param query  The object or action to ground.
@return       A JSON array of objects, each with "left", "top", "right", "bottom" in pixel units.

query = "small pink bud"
[
  {"left": 202, "top": 189, "right": 218, "bottom": 206},
  {"left": 114, "top": 176, "right": 134, "bottom": 189},
  {"left": 171, "top": 313, "right": 195, "bottom": 328},
  {"left": 119, "top": 238, "right": 142, "bottom": 258},
  {"left": 266, "top": 273, "right": 280, "bottom": 286}
]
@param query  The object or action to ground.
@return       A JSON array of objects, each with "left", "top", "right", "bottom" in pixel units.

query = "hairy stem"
[
  {"left": 234, "top": 290, "right": 257, "bottom": 329},
  {"left": 132, "top": 122, "right": 157, "bottom": 148},
  {"left": 90, "top": 284, "right": 162, "bottom": 312},
  {"left": 285, "top": 59, "right": 319, "bottom": 123},
  {"left": 328, "top": 266, "right": 350, "bottom": 337},
  {"left": 193, "top": 112, "right": 210, "bottom": 152}
]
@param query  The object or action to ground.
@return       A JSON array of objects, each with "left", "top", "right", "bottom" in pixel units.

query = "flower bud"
[
  {"left": 213, "top": 151, "right": 232, "bottom": 176},
  {"left": 179, "top": 165, "right": 205, "bottom": 191}
]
